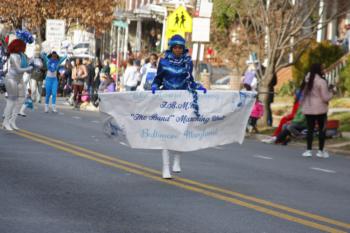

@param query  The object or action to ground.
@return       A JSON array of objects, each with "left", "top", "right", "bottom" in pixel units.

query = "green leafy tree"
[
  {"left": 211, "top": 0, "right": 248, "bottom": 70},
  {"left": 213, "top": 0, "right": 237, "bottom": 30},
  {"left": 293, "top": 40, "right": 344, "bottom": 85}
]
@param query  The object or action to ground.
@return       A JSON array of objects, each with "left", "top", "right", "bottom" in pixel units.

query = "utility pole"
[
  {"left": 263, "top": 0, "right": 270, "bottom": 67},
  {"left": 316, "top": 0, "right": 325, "bottom": 42}
]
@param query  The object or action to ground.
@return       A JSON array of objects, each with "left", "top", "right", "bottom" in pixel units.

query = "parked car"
[
  {"left": 214, "top": 76, "right": 231, "bottom": 85},
  {"left": 210, "top": 75, "right": 233, "bottom": 90},
  {"left": 212, "top": 67, "right": 238, "bottom": 83},
  {"left": 193, "top": 62, "right": 213, "bottom": 81},
  {"left": 72, "top": 42, "right": 90, "bottom": 56},
  {"left": 211, "top": 70, "right": 243, "bottom": 90}
]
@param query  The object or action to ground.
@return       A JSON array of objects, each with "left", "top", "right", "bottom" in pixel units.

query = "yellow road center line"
[{"left": 15, "top": 129, "right": 350, "bottom": 232}]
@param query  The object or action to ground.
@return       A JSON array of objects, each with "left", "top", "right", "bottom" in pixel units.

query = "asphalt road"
[{"left": 0, "top": 98, "right": 349, "bottom": 233}]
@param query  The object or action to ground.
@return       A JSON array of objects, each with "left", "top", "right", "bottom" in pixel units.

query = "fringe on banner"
[{"left": 101, "top": 113, "right": 129, "bottom": 145}]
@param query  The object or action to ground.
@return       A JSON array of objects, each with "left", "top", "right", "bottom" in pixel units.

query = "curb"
[{"left": 253, "top": 134, "right": 350, "bottom": 156}]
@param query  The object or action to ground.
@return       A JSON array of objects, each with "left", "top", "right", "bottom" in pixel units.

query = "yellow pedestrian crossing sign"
[{"left": 166, "top": 6, "right": 192, "bottom": 39}]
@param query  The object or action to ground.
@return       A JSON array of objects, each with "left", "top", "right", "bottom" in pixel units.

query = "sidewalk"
[{"left": 254, "top": 133, "right": 350, "bottom": 156}]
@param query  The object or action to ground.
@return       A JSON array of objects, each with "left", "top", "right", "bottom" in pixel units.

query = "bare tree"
[{"left": 232, "top": 0, "right": 350, "bottom": 125}]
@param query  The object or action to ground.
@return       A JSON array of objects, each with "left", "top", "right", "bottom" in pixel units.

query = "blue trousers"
[{"left": 45, "top": 77, "right": 58, "bottom": 105}]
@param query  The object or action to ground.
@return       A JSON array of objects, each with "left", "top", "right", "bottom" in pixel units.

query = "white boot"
[
  {"left": 52, "top": 104, "right": 57, "bottom": 113},
  {"left": 18, "top": 104, "right": 27, "bottom": 117},
  {"left": 162, "top": 149, "right": 172, "bottom": 179},
  {"left": 2, "top": 99, "right": 14, "bottom": 131},
  {"left": 2, "top": 119, "right": 13, "bottom": 131},
  {"left": 44, "top": 104, "right": 49, "bottom": 113},
  {"left": 10, "top": 99, "right": 22, "bottom": 130},
  {"left": 172, "top": 153, "right": 181, "bottom": 173},
  {"left": 9, "top": 113, "right": 19, "bottom": 130}
]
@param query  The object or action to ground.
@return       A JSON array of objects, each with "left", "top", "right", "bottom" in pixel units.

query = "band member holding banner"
[{"left": 151, "top": 34, "right": 206, "bottom": 179}]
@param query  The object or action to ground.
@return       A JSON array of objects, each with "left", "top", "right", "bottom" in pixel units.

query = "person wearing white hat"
[
  {"left": 16, "top": 45, "right": 46, "bottom": 117},
  {"left": 29, "top": 45, "right": 45, "bottom": 104}
]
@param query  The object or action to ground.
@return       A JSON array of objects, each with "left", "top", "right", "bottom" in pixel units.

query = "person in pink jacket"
[
  {"left": 300, "top": 63, "right": 334, "bottom": 158},
  {"left": 247, "top": 97, "right": 264, "bottom": 133}
]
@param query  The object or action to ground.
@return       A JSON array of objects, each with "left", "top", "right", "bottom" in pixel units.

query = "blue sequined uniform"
[
  {"left": 152, "top": 50, "right": 198, "bottom": 90},
  {"left": 152, "top": 35, "right": 204, "bottom": 117},
  {"left": 152, "top": 52, "right": 202, "bottom": 117}
]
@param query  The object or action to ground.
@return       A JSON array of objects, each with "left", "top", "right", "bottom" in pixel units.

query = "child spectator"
[
  {"left": 248, "top": 97, "right": 264, "bottom": 133},
  {"left": 241, "top": 64, "right": 258, "bottom": 91},
  {"left": 99, "top": 74, "right": 115, "bottom": 93}
]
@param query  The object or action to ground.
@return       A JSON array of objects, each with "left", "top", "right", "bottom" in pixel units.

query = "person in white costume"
[
  {"left": 2, "top": 34, "right": 33, "bottom": 130},
  {"left": 17, "top": 72, "right": 31, "bottom": 117},
  {"left": 18, "top": 45, "right": 46, "bottom": 117},
  {"left": 137, "top": 53, "right": 158, "bottom": 91}
]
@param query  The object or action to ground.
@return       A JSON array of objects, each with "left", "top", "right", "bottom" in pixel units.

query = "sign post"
[
  {"left": 192, "top": 0, "right": 213, "bottom": 79},
  {"left": 166, "top": 6, "right": 192, "bottom": 39}
]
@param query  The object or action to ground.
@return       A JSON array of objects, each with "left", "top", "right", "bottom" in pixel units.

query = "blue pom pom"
[
  {"left": 25, "top": 97, "right": 33, "bottom": 109},
  {"left": 16, "top": 30, "right": 34, "bottom": 44}
]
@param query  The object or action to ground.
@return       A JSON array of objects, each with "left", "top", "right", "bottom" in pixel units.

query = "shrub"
[
  {"left": 329, "top": 112, "right": 350, "bottom": 132},
  {"left": 330, "top": 98, "right": 350, "bottom": 108},
  {"left": 278, "top": 80, "right": 297, "bottom": 97},
  {"left": 339, "top": 58, "right": 350, "bottom": 95}
]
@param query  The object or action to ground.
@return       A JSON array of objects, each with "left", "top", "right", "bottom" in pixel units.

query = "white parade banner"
[{"left": 99, "top": 90, "right": 256, "bottom": 152}]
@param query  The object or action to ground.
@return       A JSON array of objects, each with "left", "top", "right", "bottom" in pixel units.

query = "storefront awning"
[{"left": 134, "top": 4, "right": 166, "bottom": 17}]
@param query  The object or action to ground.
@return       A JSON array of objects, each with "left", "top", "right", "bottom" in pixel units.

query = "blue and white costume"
[
  {"left": 152, "top": 49, "right": 195, "bottom": 90},
  {"left": 151, "top": 35, "right": 206, "bottom": 179},
  {"left": 41, "top": 52, "right": 66, "bottom": 112},
  {"left": 2, "top": 30, "right": 34, "bottom": 131}
]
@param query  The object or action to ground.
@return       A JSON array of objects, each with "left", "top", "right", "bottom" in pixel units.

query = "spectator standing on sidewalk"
[
  {"left": 100, "top": 59, "right": 110, "bottom": 77},
  {"left": 98, "top": 73, "right": 115, "bottom": 93},
  {"left": 71, "top": 58, "right": 87, "bottom": 109},
  {"left": 83, "top": 58, "right": 95, "bottom": 100},
  {"left": 266, "top": 72, "right": 277, "bottom": 126},
  {"left": 29, "top": 46, "right": 46, "bottom": 104},
  {"left": 300, "top": 63, "right": 334, "bottom": 158},
  {"left": 122, "top": 58, "right": 141, "bottom": 91},
  {"left": 241, "top": 63, "right": 258, "bottom": 91},
  {"left": 63, "top": 60, "right": 72, "bottom": 97},
  {"left": 94, "top": 59, "right": 102, "bottom": 94},
  {"left": 138, "top": 53, "right": 158, "bottom": 91}
]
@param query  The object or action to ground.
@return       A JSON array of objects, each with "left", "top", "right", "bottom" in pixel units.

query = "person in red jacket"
[{"left": 262, "top": 90, "right": 302, "bottom": 143}]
